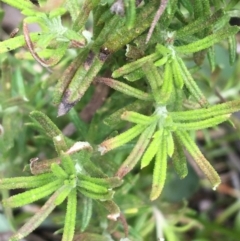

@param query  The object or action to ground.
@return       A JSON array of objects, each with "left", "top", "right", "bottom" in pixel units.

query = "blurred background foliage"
[{"left": 1, "top": 0, "right": 240, "bottom": 241}]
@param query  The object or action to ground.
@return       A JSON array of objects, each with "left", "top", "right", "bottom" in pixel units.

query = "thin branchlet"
[
  {"left": 23, "top": 22, "right": 52, "bottom": 71},
  {"left": 146, "top": 0, "right": 169, "bottom": 43}
]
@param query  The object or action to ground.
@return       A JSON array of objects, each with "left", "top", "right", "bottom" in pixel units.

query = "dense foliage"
[{"left": 1, "top": 0, "right": 240, "bottom": 240}]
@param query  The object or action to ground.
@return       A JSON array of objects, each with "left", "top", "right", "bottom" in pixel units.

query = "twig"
[
  {"left": 146, "top": 0, "right": 169, "bottom": 43},
  {"left": 23, "top": 22, "right": 52, "bottom": 71}
]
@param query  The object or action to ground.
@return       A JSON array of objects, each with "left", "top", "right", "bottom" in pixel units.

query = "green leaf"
[
  {"left": 0, "top": 33, "right": 41, "bottom": 54},
  {"left": 62, "top": 188, "right": 77, "bottom": 241},
  {"left": 78, "top": 180, "right": 108, "bottom": 194},
  {"left": 99, "top": 200, "right": 120, "bottom": 221},
  {"left": 64, "top": 0, "right": 79, "bottom": 21},
  {"left": 60, "top": 151, "right": 76, "bottom": 176},
  {"left": 81, "top": 197, "right": 92, "bottom": 232},
  {"left": 1, "top": 0, "right": 34, "bottom": 12},
  {"left": 51, "top": 163, "right": 68, "bottom": 179},
  {"left": 150, "top": 131, "right": 168, "bottom": 200},
  {"left": 207, "top": 45, "right": 216, "bottom": 72},
  {"left": 77, "top": 174, "right": 123, "bottom": 188},
  {"left": 142, "top": 61, "right": 163, "bottom": 103},
  {"left": 172, "top": 135, "right": 188, "bottom": 179},
  {"left": 116, "top": 121, "right": 157, "bottom": 178},
  {"left": 125, "top": 0, "right": 136, "bottom": 29},
  {"left": 73, "top": 233, "right": 108, "bottom": 241},
  {"left": 166, "top": 131, "right": 174, "bottom": 157},
  {"left": 0, "top": 173, "right": 55, "bottom": 189},
  {"left": 175, "top": 130, "right": 221, "bottom": 190},
  {"left": 155, "top": 44, "right": 171, "bottom": 56},
  {"left": 141, "top": 129, "right": 163, "bottom": 169},
  {"left": 121, "top": 111, "right": 156, "bottom": 125},
  {"left": 9, "top": 186, "right": 67, "bottom": 241},
  {"left": 54, "top": 185, "right": 73, "bottom": 206},
  {"left": 175, "top": 26, "right": 239, "bottom": 54},
  {"left": 53, "top": 49, "right": 89, "bottom": 105},
  {"left": 112, "top": 53, "right": 160, "bottom": 78},
  {"left": 96, "top": 77, "right": 154, "bottom": 101},
  {"left": 68, "top": 108, "right": 88, "bottom": 139},
  {"left": 171, "top": 57, "right": 184, "bottom": 89},
  {"left": 174, "top": 114, "right": 229, "bottom": 130},
  {"left": 177, "top": 56, "right": 208, "bottom": 107},
  {"left": 49, "top": 7, "right": 67, "bottom": 19},
  {"left": 170, "top": 99, "right": 240, "bottom": 121},
  {"left": 158, "top": 60, "right": 173, "bottom": 104},
  {"left": 176, "top": 9, "right": 224, "bottom": 38},
  {"left": 3, "top": 179, "right": 62, "bottom": 208},
  {"left": 1, "top": 58, "right": 11, "bottom": 98},
  {"left": 103, "top": 100, "right": 149, "bottom": 127},
  {"left": 154, "top": 55, "right": 169, "bottom": 67},
  {"left": 123, "top": 68, "right": 145, "bottom": 82},
  {"left": 228, "top": 35, "right": 237, "bottom": 65},
  {"left": 99, "top": 124, "right": 146, "bottom": 155},
  {"left": 30, "top": 111, "right": 64, "bottom": 139},
  {"left": 78, "top": 187, "right": 114, "bottom": 200},
  {"left": 58, "top": 53, "right": 106, "bottom": 116}
]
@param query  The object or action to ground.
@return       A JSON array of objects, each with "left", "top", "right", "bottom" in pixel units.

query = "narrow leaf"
[
  {"left": 78, "top": 180, "right": 108, "bottom": 194},
  {"left": 121, "top": 111, "right": 155, "bottom": 125},
  {"left": 81, "top": 197, "right": 92, "bottom": 232},
  {"left": 116, "top": 121, "right": 157, "bottom": 178},
  {"left": 62, "top": 188, "right": 77, "bottom": 241},
  {"left": 9, "top": 186, "right": 67, "bottom": 241},
  {"left": 3, "top": 179, "right": 62, "bottom": 208},
  {"left": 174, "top": 114, "right": 229, "bottom": 130},
  {"left": 176, "top": 9, "right": 224, "bottom": 38},
  {"left": 58, "top": 52, "right": 107, "bottom": 116},
  {"left": 60, "top": 151, "right": 76, "bottom": 175},
  {"left": 53, "top": 49, "right": 89, "bottom": 105},
  {"left": 78, "top": 187, "right": 114, "bottom": 200},
  {"left": 150, "top": 132, "right": 168, "bottom": 200},
  {"left": 1, "top": 0, "right": 34, "bottom": 11},
  {"left": 170, "top": 99, "right": 240, "bottom": 121},
  {"left": 175, "top": 26, "right": 239, "bottom": 54},
  {"left": 155, "top": 43, "right": 171, "bottom": 55},
  {"left": 1, "top": 58, "right": 11, "bottom": 97},
  {"left": 96, "top": 77, "right": 153, "bottom": 101},
  {"left": 158, "top": 60, "right": 173, "bottom": 104},
  {"left": 172, "top": 135, "right": 188, "bottom": 179},
  {"left": 77, "top": 174, "right": 123, "bottom": 188},
  {"left": 112, "top": 53, "right": 160, "bottom": 78},
  {"left": 54, "top": 184, "right": 73, "bottom": 205},
  {"left": 207, "top": 45, "right": 216, "bottom": 72},
  {"left": 141, "top": 129, "right": 163, "bottom": 169},
  {"left": 175, "top": 130, "right": 221, "bottom": 190},
  {"left": 171, "top": 57, "right": 184, "bottom": 88},
  {"left": 123, "top": 68, "right": 145, "bottom": 82},
  {"left": 0, "top": 173, "right": 55, "bottom": 189},
  {"left": 51, "top": 163, "right": 68, "bottom": 179},
  {"left": 99, "top": 200, "right": 121, "bottom": 221},
  {"left": 0, "top": 33, "right": 41, "bottom": 54},
  {"left": 228, "top": 35, "right": 237, "bottom": 65},
  {"left": 53, "top": 135, "right": 69, "bottom": 154},
  {"left": 98, "top": 124, "right": 146, "bottom": 155},
  {"left": 154, "top": 55, "right": 169, "bottom": 67},
  {"left": 166, "top": 131, "right": 174, "bottom": 157},
  {"left": 142, "top": 61, "right": 163, "bottom": 103},
  {"left": 177, "top": 56, "right": 208, "bottom": 107},
  {"left": 30, "top": 111, "right": 64, "bottom": 140},
  {"left": 126, "top": 0, "right": 136, "bottom": 29}
]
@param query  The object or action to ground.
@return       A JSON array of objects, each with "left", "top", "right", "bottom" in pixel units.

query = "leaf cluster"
[{"left": 1, "top": 0, "right": 240, "bottom": 240}]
